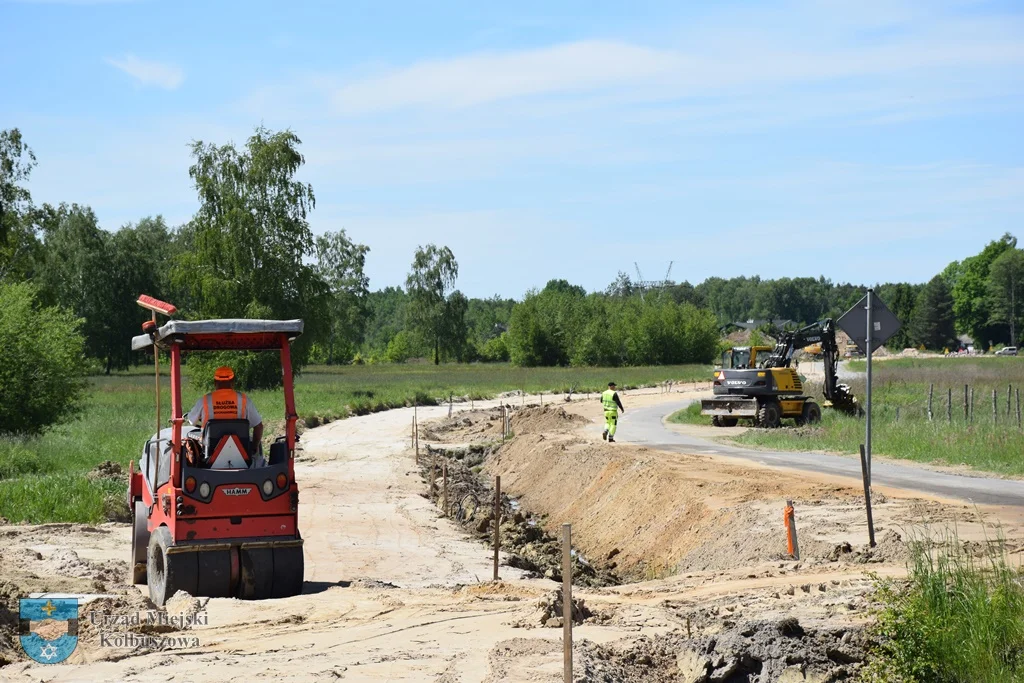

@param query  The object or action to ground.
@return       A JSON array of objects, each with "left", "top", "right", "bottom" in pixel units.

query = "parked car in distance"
[{"left": 995, "top": 346, "right": 1018, "bottom": 356}]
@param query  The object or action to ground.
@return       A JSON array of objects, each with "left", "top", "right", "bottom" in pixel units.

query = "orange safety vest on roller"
[{"left": 200, "top": 389, "right": 249, "bottom": 423}]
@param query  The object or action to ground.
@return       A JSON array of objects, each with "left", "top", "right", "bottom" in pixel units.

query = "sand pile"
[
  {"left": 420, "top": 408, "right": 505, "bottom": 443},
  {"left": 486, "top": 433, "right": 855, "bottom": 579},
  {"left": 509, "top": 405, "right": 586, "bottom": 435}
]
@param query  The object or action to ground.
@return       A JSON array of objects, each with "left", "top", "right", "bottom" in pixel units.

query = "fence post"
[
  {"left": 448, "top": 392, "right": 453, "bottom": 418},
  {"left": 928, "top": 383, "right": 934, "bottom": 421},
  {"left": 562, "top": 523, "right": 573, "bottom": 683},
  {"left": 964, "top": 384, "right": 968, "bottom": 422},
  {"left": 993, "top": 389, "right": 998, "bottom": 423},
  {"left": 1009, "top": 384, "right": 1013, "bottom": 417},
  {"left": 493, "top": 475, "right": 501, "bottom": 581},
  {"left": 443, "top": 462, "right": 448, "bottom": 518},
  {"left": 1017, "top": 388, "right": 1021, "bottom": 429},
  {"left": 947, "top": 388, "right": 952, "bottom": 424}
]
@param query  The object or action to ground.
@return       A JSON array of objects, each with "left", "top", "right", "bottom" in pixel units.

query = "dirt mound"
[
  {"left": 421, "top": 405, "right": 585, "bottom": 444},
  {"left": 586, "top": 618, "right": 868, "bottom": 683},
  {"left": 510, "top": 405, "right": 586, "bottom": 435},
  {"left": 421, "top": 409, "right": 506, "bottom": 443},
  {"left": 486, "top": 434, "right": 866, "bottom": 579},
  {"left": 86, "top": 460, "right": 125, "bottom": 481}
]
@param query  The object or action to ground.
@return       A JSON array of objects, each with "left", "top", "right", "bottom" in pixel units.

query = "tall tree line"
[{"left": 2, "top": 124, "right": 1021, "bottom": 389}]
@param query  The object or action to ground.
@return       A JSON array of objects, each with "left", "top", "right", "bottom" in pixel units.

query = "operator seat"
[{"left": 202, "top": 420, "right": 252, "bottom": 469}]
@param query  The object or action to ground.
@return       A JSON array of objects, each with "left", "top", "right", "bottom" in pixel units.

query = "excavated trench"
[{"left": 415, "top": 405, "right": 892, "bottom": 682}]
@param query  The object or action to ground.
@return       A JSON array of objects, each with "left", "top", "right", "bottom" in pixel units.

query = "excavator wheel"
[
  {"left": 800, "top": 401, "right": 822, "bottom": 426},
  {"left": 130, "top": 501, "right": 150, "bottom": 585},
  {"left": 238, "top": 547, "right": 275, "bottom": 600},
  {"left": 148, "top": 527, "right": 198, "bottom": 607},
  {"left": 271, "top": 546, "right": 304, "bottom": 598},
  {"left": 756, "top": 401, "right": 782, "bottom": 429},
  {"left": 712, "top": 415, "right": 738, "bottom": 427}
]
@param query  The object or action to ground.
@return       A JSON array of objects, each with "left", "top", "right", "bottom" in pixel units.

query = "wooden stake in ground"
[
  {"left": 1009, "top": 384, "right": 1013, "bottom": 417},
  {"left": 859, "top": 444, "right": 877, "bottom": 547},
  {"left": 493, "top": 475, "right": 501, "bottom": 581},
  {"left": 442, "top": 462, "right": 448, "bottom": 518},
  {"left": 928, "top": 383, "right": 934, "bottom": 421},
  {"left": 964, "top": 384, "right": 968, "bottom": 422},
  {"left": 562, "top": 523, "right": 573, "bottom": 683},
  {"left": 1017, "top": 388, "right": 1021, "bottom": 429},
  {"left": 947, "top": 388, "right": 952, "bottom": 424},
  {"left": 430, "top": 450, "right": 436, "bottom": 501},
  {"left": 784, "top": 501, "right": 799, "bottom": 560},
  {"left": 970, "top": 386, "right": 975, "bottom": 424},
  {"left": 993, "top": 388, "right": 998, "bottom": 423}
]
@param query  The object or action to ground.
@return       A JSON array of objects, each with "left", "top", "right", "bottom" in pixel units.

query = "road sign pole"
[{"left": 865, "top": 289, "right": 873, "bottom": 488}]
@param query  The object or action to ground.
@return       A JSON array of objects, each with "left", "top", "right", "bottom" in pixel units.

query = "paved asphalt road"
[{"left": 619, "top": 399, "right": 1024, "bottom": 507}]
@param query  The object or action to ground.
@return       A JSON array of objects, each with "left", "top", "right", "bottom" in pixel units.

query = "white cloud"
[
  {"left": 328, "top": 13, "right": 1024, "bottom": 116},
  {"left": 106, "top": 54, "right": 184, "bottom": 90},
  {"left": 333, "top": 41, "right": 680, "bottom": 114}
]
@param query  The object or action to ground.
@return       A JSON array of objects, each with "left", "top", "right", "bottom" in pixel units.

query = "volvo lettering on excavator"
[{"left": 701, "top": 319, "right": 859, "bottom": 428}]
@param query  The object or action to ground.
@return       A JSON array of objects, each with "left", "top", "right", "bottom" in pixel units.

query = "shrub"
[
  {"left": 861, "top": 530, "right": 1024, "bottom": 682},
  {"left": 0, "top": 282, "right": 88, "bottom": 436}
]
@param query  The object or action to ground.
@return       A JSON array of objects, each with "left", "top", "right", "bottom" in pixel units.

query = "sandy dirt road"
[{"left": 2, "top": 388, "right": 1022, "bottom": 682}]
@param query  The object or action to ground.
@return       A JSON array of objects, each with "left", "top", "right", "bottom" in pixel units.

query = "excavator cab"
[
  {"left": 127, "top": 297, "right": 304, "bottom": 606},
  {"left": 720, "top": 345, "right": 775, "bottom": 369}
]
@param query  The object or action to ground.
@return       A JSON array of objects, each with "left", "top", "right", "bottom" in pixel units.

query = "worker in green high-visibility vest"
[{"left": 601, "top": 381, "right": 625, "bottom": 442}]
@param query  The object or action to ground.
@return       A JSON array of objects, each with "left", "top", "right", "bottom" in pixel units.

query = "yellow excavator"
[{"left": 701, "top": 319, "right": 859, "bottom": 428}]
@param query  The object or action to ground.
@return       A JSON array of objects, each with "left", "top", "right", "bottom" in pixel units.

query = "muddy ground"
[{"left": 2, "top": 386, "right": 1022, "bottom": 682}]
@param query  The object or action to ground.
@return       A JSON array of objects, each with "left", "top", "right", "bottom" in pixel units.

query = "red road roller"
[{"left": 127, "top": 296, "right": 304, "bottom": 606}]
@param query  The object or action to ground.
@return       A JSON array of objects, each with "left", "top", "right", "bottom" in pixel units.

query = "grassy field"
[
  {"left": 0, "top": 362, "right": 708, "bottom": 523},
  {"left": 674, "top": 357, "right": 1024, "bottom": 476}
]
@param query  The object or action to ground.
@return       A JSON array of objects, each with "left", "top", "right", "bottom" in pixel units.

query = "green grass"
[
  {"left": 861, "top": 529, "right": 1024, "bottom": 682},
  {"left": 731, "top": 357, "right": 1024, "bottom": 476},
  {"left": 667, "top": 401, "right": 705, "bottom": 425},
  {"left": 0, "top": 362, "right": 708, "bottom": 523}
]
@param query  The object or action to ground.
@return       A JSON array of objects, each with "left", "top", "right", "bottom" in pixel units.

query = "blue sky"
[{"left": 4, "top": 0, "right": 1023, "bottom": 298}]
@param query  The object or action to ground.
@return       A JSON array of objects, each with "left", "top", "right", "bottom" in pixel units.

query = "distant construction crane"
[{"left": 633, "top": 261, "right": 674, "bottom": 301}]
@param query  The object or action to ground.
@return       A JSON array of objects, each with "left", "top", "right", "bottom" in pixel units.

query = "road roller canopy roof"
[{"left": 131, "top": 319, "right": 304, "bottom": 352}]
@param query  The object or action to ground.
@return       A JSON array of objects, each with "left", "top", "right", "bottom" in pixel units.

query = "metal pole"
[
  {"left": 153, "top": 311, "right": 160, "bottom": 444},
  {"left": 562, "top": 523, "right": 573, "bottom": 683},
  {"left": 865, "top": 289, "right": 873, "bottom": 486},
  {"left": 859, "top": 445, "right": 876, "bottom": 547},
  {"left": 493, "top": 475, "right": 501, "bottom": 581}
]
